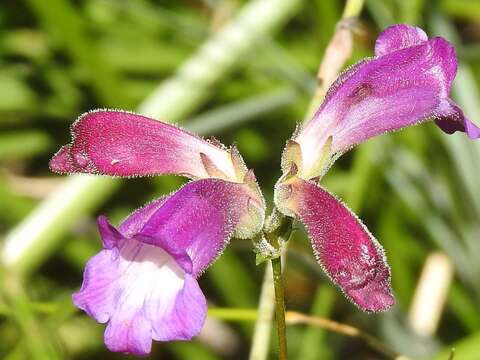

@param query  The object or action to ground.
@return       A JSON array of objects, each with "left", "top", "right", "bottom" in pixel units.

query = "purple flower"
[
  {"left": 276, "top": 24, "right": 479, "bottom": 312},
  {"left": 50, "top": 110, "right": 265, "bottom": 355}
]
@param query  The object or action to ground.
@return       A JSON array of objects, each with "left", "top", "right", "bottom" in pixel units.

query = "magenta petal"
[
  {"left": 49, "top": 145, "right": 75, "bottom": 173},
  {"left": 49, "top": 110, "right": 237, "bottom": 180},
  {"left": 118, "top": 196, "right": 169, "bottom": 238},
  {"left": 301, "top": 36, "right": 456, "bottom": 153},
  {"left": 435, "top": 99, "right": 480, "bottom": 139},
  {"left": 293, "top": 27, "right": 468, "bottom": 180},
  {"left": 375, "top": 24, "right": 427, "bottom": 57},
  {"left": 97, "top": 215, "right": 124, "bottom": 249},
  {"left": 278, "top": 178, "right": 394, "bottom": 312},
  {"left": 101, "top": 178, "right": 261, "bottom": 276},
  {"left": 136, "top": 179, "right": 262, "bottom": 276}
]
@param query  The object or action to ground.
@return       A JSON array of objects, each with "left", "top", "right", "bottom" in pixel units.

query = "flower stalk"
[
  {"left": 250, "top": 209, "right": 292, "bottom": 360},
  {"left": 261, "top": 211, "right": 292, "bottom": 359},
  {"left": 271, "top": 256, "right": 288, "bottom": 360}
]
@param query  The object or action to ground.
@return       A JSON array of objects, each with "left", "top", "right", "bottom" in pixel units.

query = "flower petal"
[
  {"left": 149, "top": 274, "right": 206, "bottom": 341},
  {"left": 275, "top": 177, "right": 394, "bottom": 312},
  {"left": 49, "top": 145, "right": 72, "bottom": 173},
  {"left": 104, "top": 308, "right": 152, "bottom": 355},
  {"left": 434, "top": 99, "right": 480, "bottom": 139},
  {"left": 293, "top": 33, "right": 461, "bottom": 180},
  {"left": 49, "top": 110, "right": 241, "bottom": 180},
  {"left": 375, "top": 24, "right": 428, "bottom": 57},
  {"left": 94, "top": 178, "right": 264, "bottom": 277},
  {"left": 136, "top": 178, "right": 265, "bottom": 276},
  {"left": 73, "top": 237, "right": 207, "bottom": 355},
  {"left": 97, "top": 215, "right": 124, "bottom": 249},
  {"left": 72, "top": 249, "right": 119, "bottom": 324},
  {"left": 118, "top": 196, "right": 170, "bottom": 238}
]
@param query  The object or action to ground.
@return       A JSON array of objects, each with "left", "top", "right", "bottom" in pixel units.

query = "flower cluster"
[{"left": 50, "top": 24, "right": 478, "bottom": 355}]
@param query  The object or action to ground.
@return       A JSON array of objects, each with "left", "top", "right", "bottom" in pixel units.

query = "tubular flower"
[
  {"left": 50, "top": 110, "right": 265, "bottom": 355},
  {"left": 275, "top": 24, "right": 479, "bottom": 312}
]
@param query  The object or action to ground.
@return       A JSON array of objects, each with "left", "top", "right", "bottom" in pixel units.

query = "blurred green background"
[{"left": 1, "top": 0, "right": 480, "bottom": 359}]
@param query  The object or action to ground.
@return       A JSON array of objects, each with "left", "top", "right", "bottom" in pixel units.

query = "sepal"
[{"left": 253, "top": 235, "right": 282, "bottom": 265}]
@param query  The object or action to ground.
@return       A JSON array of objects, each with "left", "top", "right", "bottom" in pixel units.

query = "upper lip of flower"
[
  {"left": 49, "top": 109, "right": 251, "bottom": 184},
  {"left": 284, "top": 24, "right": 479, "bottom": 182},
  {"left": 274, "top": 176, "right": 395, "bottom": 313}
]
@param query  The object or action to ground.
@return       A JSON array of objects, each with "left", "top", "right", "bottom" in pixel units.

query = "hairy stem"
[{"left": 272, "top": 257, "right": 288, "bottom": 359}]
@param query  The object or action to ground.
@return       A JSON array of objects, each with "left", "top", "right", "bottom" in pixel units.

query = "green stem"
[
  {"left": 272, "top": 257, "right": 288, "bottom": 360},
  {"left": 249, "top": 210, "right": 292, "bottom": 359}
]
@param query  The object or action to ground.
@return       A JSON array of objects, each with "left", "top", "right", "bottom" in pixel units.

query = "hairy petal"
[
  {"left": 49, "top": 110, "right": 240, "bottom": 180},
  {"left": 118, "top": 196, "right": 170, "bottom": 238},
  {"left": 95, "top": 178, "right": 264, "bottom": 277},
  {"left": 136, "top": 178, "right": 265, "bottom": 276},
  {"left": 291, "top": 26, "right": 475, "bottom": 180},
  {"left": 375, "top": 24, "right": 428, "bottom": 57},
  {"left": 275, "top": 177, "right": 394, "bottom": 312},
  {"left": 49, "top": 145, "right": 72, "bottom": 174}
]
